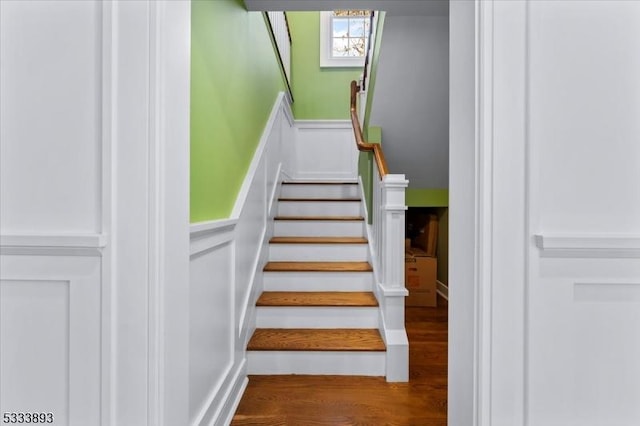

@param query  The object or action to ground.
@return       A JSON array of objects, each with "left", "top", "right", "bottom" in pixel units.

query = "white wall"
[
  {"left": 369, "top": 15, "right": 449, "bottom": 188},
  {"left": 462, "top": 1, "right": 640, "bottom": 425},
  {"left": 0, "top": 1, "right": 191, "bottom": 425},
  {"left": 0, "top": 2, "right": 106, "bottom": 424},
  {"left": 0, "top": 0, "right": 101, "bottom": 233},
  {"left": 526, "top": 2, "right": 640, "bottom": 424}
]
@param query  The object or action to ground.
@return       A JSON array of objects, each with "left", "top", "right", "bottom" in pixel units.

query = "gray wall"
[{"left": 369, "top": 15, "right": 449, "bottom": 188}]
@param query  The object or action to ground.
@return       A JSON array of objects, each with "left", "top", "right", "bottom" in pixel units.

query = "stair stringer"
[{"left": 359, "top": 176, "right": 409, "bottom": 382}]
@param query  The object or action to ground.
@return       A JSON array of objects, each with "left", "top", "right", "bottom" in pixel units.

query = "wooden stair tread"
[
  {"left": 247, "top": 328, "right": 385, "bottom": 351},
  {"left": 274, "top": 215, "right": 364, "bottom": 221},
  {"left": 257, "top": 291, "right": 378, "bottom": 307},
  {"left": 269, "top": 236, "right": 367, "bottom": 244},
  {"left": 278, "top": 197, "right": 361, "bottom": 202},
  {"left": 264, "top": 261, "right": 372, "bottom": 272},
  {"left": 282, "top": 182, "right": 357, "bottom": 185}
]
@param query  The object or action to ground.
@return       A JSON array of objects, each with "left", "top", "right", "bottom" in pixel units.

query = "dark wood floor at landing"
[{"left": 232, "top": 297, "right": 448, "bottom": 425}]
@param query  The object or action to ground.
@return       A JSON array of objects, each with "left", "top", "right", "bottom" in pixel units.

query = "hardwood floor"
[
  {"left": 232, "top": 296, "right": 448, "bottom": 425},
  {"left": 264, "top": 261, "right": 373, "bottom": 272}
]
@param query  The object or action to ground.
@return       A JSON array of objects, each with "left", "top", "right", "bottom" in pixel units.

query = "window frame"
[{"left": 319, "top": 11, "right": 367, "bottom": 68}]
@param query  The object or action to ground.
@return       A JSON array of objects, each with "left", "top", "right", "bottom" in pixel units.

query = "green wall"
[
  {"left": 287, "top": 12, "right": 361, "bottom": 119},
  {"left": 190, "top": 0, "right": 285, "bottom": 222},
  {"left": 406, "top": 189, "right": 449, "bottom": 207}
]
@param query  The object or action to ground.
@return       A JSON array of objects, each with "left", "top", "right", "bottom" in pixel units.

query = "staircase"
[{"left": 246, "top": 181, "right": 386, "bottom": 376}]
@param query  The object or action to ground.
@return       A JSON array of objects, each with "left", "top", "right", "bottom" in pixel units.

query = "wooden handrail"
[{"left": 350, "top": 80, "right": 388, "bottom": 177}]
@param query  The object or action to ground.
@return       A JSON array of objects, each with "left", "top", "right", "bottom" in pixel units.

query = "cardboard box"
[
  {"left": 414, "top": 214, "right": 438, "bottom": 256},
  {"left": 405, "top": 247, "right": 437, "bottom": 307},
  {"left": 406, "top": 288, "right": 437, "bottom": 307}
]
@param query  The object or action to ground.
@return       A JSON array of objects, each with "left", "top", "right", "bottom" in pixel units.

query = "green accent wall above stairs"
[
  {"left": 190, "top": 0, "right": 285, "bottom": 222},
  {"left": 287, "top": 12, "right": 362, "bottom": 120}
]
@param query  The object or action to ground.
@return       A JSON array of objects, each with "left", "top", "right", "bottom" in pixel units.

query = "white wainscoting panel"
[
  {"left": 189, "top": 224, "right": 235, "bottom": 425},
  {"left": 1, "top": 0, "right": 192, "bottom": 424},
  {"left": 235, "top": 159, "right": 268, "bottom": 338},
  {"left": 528, "top": 254, "right": 640, "bottom": 426},
  {"left": 0, "top": 254, "right": 102, "bottom": 425},
  {"left": 535, "top": 234, "right": 640, "bottom": 258},
  {"left": 287, "top": 120, "right": 358, "bottom": 181},
  {"left": 574, "top": 281, "right": 640, "bottom": 303},
  {"left": 188, "top": 93, "right": 292, "bottom": 425}
]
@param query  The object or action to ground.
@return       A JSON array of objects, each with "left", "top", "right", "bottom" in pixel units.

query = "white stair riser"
[
  {"left": 256, "top": 307, "right": 379, "bottom": 328},
  {"left": 269, "top": 244, "right": 368, "bottom": 261},
  {"left": 263, "top": 271, "right": 373, "bottom": 291},
  {"left": 278, "top": 201, "right": 361, "bottom": 216},
  {"left": 247, "top": 351, "right": 385, "bottom": 376},
  {"left": 281, "top": 184, "right": 359, "bottom": 199},
  {"left": 274, "top": 220, "right": 364, "bottom": 237}
]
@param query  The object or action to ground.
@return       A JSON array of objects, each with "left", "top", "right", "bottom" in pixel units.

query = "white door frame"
[
  {"left": 106, "top": 1, "right": 191, "bottom": 425},
  {"left": 450, "top": 1, "right": 529, "bottom": 425}
]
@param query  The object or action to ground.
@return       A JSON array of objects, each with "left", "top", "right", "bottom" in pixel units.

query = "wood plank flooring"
[
  {"left": 257, "top": 291, "right": 378, "bottom": 307},
  {"left": 233, "top": 297, "right": 449, "bottom": 425},
  {"left": 264, "top": 261, "right": 373, "bottom": 272},
  {"left": 247, "top": 328, "right": 386, "bottom": 351}
]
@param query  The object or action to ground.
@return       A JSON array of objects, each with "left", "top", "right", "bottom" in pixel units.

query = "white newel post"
[
  {"left": 380, "top": 174, "right": 409, "bottom": 289},
  {"left": 378, "top": 173, "right": 409, "bottom": 382}
]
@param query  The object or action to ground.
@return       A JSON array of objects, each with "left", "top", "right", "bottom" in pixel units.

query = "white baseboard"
[
  {"left": 213, "top": 359, "right": 248, "bottom": 426},
  {"left": 437, "top": 280, "right": 449, "bottom": 300},
  {"left": 190, "top": 358, "right": 247, "bottom": 425}
]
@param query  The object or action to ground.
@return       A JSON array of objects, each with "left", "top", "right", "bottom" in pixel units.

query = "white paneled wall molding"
[
  {"left": 283, "top": 120, "right": 359, "bottom": 182},
  {"left": 1, "top": 0, "right": 191, "bottom": 425},
  {"left": 454, "top": 1, "right": 640, "bottom": 425},
  {"left": 0, "top": 255, "right": 102, "bottom": 425},
  {"left": 535, "top": 234, "right": 640, "bottom": 258},
  {"left": 189, "top": 92, "right": 293, "bottom": 425},
  {"left": 0, "top": 234, "right": 107, "bottom": 256}
]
